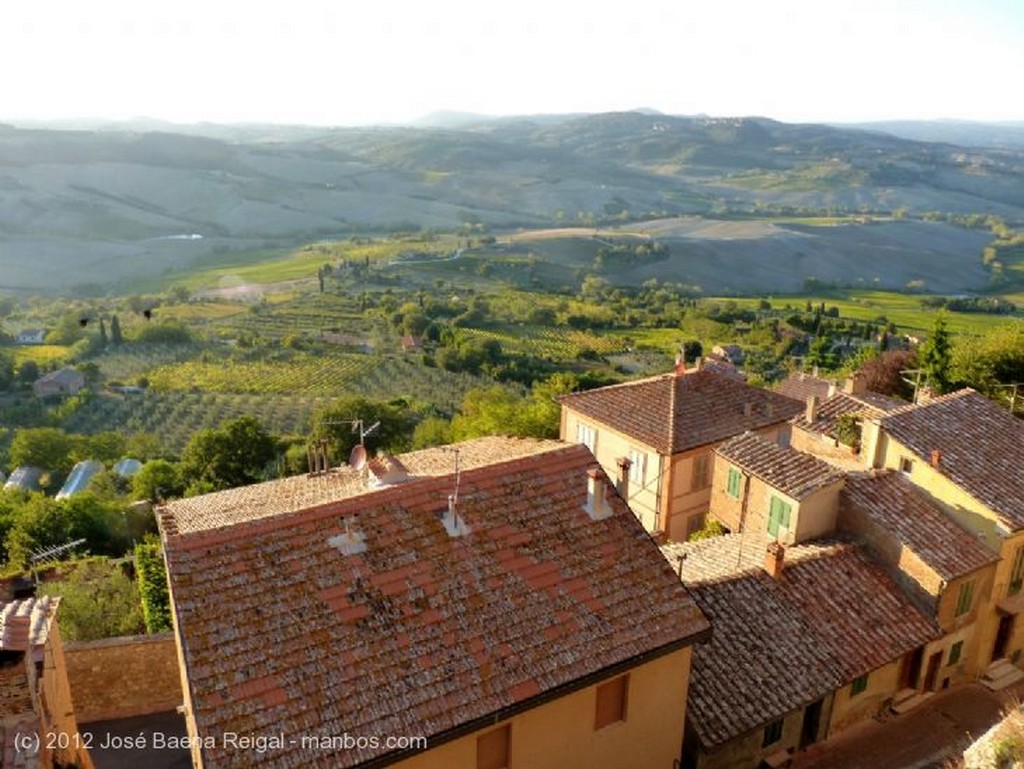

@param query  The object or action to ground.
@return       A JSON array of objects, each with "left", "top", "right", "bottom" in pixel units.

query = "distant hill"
[
  {"left": 843, "top": 120, "right": 1024, "bottom": 151},
  {"left": 2, "top": 112, "right": 1024, "bottom": 294}
]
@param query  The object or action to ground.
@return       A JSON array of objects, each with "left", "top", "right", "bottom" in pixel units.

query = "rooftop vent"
[
  {"left": 441, "top": 495, "right": 471, "bottom": 538},
  {"left": 328, "top": 519, "right": 367, "bottom": 555}
]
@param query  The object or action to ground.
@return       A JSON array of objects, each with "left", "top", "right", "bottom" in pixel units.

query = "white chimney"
[
  {"left": 442, "top": 494, "right": 471, "bottom": 537},
  {"left": 584, "top": 468, "right": 613, "bottom": 521},
  {"left": 806, "top": 395, "right": 819, "bottom": 423}
]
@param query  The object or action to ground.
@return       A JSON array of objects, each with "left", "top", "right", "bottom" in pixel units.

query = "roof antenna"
[{"left": 440, "top": 447, "right": 468, "bottom": 536}]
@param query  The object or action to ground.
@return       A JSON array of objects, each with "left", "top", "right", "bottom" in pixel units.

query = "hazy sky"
[{"left": 2, "top": 0, "right": 1021, "bottom": 126}]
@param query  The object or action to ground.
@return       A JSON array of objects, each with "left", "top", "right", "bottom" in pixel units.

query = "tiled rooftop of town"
[
  {"left": 0, "top": 597, "right": 57, "bottom": 721},
  {"left": 840, "top": 470, "right": 998, "bottom": 583},
  {"left": 161, "top": 436, "right": 566, "bottom": 535},
  {"left": 876, "top": 389, "right": 1024, "bottom": 529},
  {"left": 559, "top": 369, "right": 802, "bottom": 454},
  {"left": 715, "top": 432, "right": 845, "bottom": 500},
  {"left": 162, "top": 440, "right": 710, "bottom": 768},
  {"left": 662, "top": 534, "right": 938, "bottom": 748}
]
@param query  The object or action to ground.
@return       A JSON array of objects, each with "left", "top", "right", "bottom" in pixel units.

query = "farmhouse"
[
  {"left": 558, "top": 366, "right": 802, "bottom": 541},
  {"left": 14, "top": 328, "right": 45, "bottom": 345},
  {"left": 158, "top": 437, "right": 710, "bottom": 769},
  {"left": 32, "top": 366, "right": 85, "bottom": 398}
]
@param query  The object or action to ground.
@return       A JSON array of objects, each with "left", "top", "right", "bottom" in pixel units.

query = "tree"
[
  {"left": 919, "top": 313, "right": 953, "bottom": 394},
  {"left": 854, "top": 348, "right": 917, "bottom": 399},
  {"left": 135, "top": 541, "right": 171, "bottom": 633},
  {"left": 179, "top": 417, "right": 277, "bottom": 494},
  {"left": 8, "top": 427, "right": 76, "bottom": 474},
  {"left": 132, "top": 459, "right": 184, "bottom": 502},
  {"left": 17, "top": 359, "right": 39, "bottom": 384},
  {"left": 310, "top": 397, "right": 417, "bottom": 461},
  {"left": 37, "top": 560, "right": 145, "bottom": 641}
]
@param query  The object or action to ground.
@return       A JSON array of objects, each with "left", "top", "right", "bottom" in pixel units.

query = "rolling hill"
[{"left": 1, "top": 113, "right": 1023, "bottom": 294}]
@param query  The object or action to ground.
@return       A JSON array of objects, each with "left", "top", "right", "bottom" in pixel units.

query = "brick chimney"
[
  {"left": 844, "top": 371, "right": 867, "bottom": 396},
  {"left": 765, "top": 541, "right": 785, "bottom": 579},
  {"left": 675, "top": 355, "right": 686, "bottom": 376},
  {"left": 806, "top": 395, "right": 820, "bottom": 424},
  {"left": 615, "top": 456, "right": 632, "bottom": 500},
  {"left": 930, "top": 449, "right": 942, "bottom": 468},
  {"left": 584, "top": 468, "right": 612, "bottom": 521}
]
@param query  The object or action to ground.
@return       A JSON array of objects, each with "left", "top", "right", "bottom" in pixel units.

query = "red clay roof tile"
[{"left": 560, "top": 370, "right": 802, "bottom": 454}]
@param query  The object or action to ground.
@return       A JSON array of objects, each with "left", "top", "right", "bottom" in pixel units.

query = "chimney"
[
  {"left": 584, "top": 468, "right": 612, "bottom": 521},
  {"left": 827, "top": 381, "right": 838, "bottom": 398},
  {"left": 743, "top": 402, "right": 753, "bottom": 417},
  {"left": 930, "top": 449, "right": 942, "bottom": 468},
  {"left": 812, "top": 365, "right": 820, "bottom": 378},
  {"left": 844, "top": 371, "right": 867, "bottom": 395},
  {"left": 806, "top": 395, "right": 820, "bottom": 424},
  {"left": 615, "top": 456, "right": 632, "bottom": 500},
  {"left": 675, "top": 355, "right": 686, "bottom": 376},
  {"left": 695, "top": 356, "right": 704, "bottom": 371},
  {"left": 765, "top": 402, "right": 774, "bottom": 419},
  {"left": 765, "top": 541, "right": 785, "bottom": 579}
]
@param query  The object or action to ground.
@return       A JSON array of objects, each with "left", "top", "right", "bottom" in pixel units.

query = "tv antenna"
[
  {"left": 994, "top": 383, "right": 1023, "bottom": 415},
  {"left": 440, "top": 447, "right": 465, "bottom": 532},
  {"left": 351, "top": 419, "right": 381, "bottom": 446},
  {"left": 900, "top": 368, "right": 926, "bottom": 404},
  {"left": 31, "top": 539, "right": 87, "bottom": 565}
]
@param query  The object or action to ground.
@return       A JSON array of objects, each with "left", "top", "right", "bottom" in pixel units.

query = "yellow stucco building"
[{"left": 559, "top": 367, "right": 802, "bottom": 542}]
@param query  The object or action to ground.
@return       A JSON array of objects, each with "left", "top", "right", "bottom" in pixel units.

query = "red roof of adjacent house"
[
  {"left": 715, "top": 432, "right": 845, "bottom": 500},
  {"left": 559, "top": 369, "right": 802, "bottom": 455},
  {"left": 0, "top": 597, "right": 58, "bottom": 719},
  {"left": 663, "top": 534, "right": 938, "bottom": 748},
  {"left": 840, "top": 471, "right": 998, "bottom": 584},
  {"left": 161, "top": 439, "right": 710, "bottom": 768},
  {"left": 876, "top": 389, "right": 1024, "bottom": 529}
]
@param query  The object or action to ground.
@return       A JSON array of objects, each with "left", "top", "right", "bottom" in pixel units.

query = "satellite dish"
[{"left": 349, "top": 444, "right": 368, "bottom": 470}]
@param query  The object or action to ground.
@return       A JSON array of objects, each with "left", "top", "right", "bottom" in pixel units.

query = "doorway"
[
  {"left": 923, "top": 651, "right": 942, "bottom": 691},
  {"left": 993, "top": 614, "right": 1015, "bottom": 661},
  {"left": 899, "top": 646, "right": 923, "bottom": 690},
  {"left": 800, "top": 698, "right": 824, "bottom": 749}
]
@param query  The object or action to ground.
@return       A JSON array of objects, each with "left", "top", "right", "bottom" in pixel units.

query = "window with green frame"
[
  {"left": 1010, "top": 548, "right": 1024, "bottom": 596},
  {"left": 767, "top": 496, "right": 792, "bottom": 537},
  {"left": 955, "top": 581, "right": 975, "bottom": 617},
  {"left": 850, "top": 674, "right": 869, "bottom": 696},
  {"left": 948, "top": 641, "right": 964, "bottom": 666},
  {"left": 726, "top": 467, "right": 742, "bottom": 499}
]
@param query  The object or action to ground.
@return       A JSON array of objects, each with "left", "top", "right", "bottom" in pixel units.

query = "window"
[
  {"left": 1010, "top": 548, "right": 1024, "bottom": 597},
  {"left": 691, "top": 454, "right": 711, "bottom": 491},
  {"left": 595, "top": 675, "right": 629, "bottom": 729},
  {"left": 477, "top": 725, "right": 510, "bottom": 769},
  {"left": 726, "top": 467, "right": 742, "bottom": 499},
  {"left": 762, "top": 719, "right": 784, "bottom": 747},
  {"left": 628, "top": 448, "right": 645, "bottom": 485},
  {"left": 955, "top": 581, "right": 975, "bottom": 617},
  {"left": 576, "top": 423, "right": 596, "bottom": 453},
  {"left": 850, "top": 674, "right": 869, "bottom": 696},
  {"left": 899, "top": 456, "right": 914, "bottom": 474},
  {"left": 767, "top": 496, "right": 792, "bottom": 538},
  {"left": 948, "top": 641, "right": 964, "bottom": 666}
]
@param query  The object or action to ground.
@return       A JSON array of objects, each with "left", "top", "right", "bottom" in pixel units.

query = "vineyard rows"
[{"left": 458, "top": 326, "right": 625, "bottom": 360}]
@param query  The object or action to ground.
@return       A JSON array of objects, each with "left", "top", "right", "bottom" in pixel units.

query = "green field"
[{"left": 721, "top": 291, "right": 1019, "bottom": 335}]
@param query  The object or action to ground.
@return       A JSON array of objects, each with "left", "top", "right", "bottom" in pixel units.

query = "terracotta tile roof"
[
  {"left": 559, "top": 370, "right": 803, "bottom": 455},
  {"left": 162, "top": 436, "right": 567, "bottom": 536},
  {"left": 793, "top": 391, "right": 905, "bottom": 438},
  {"left": 840, "top": 471, "right": 998, "bottom": 583},
  {"left": 0, "top": 597, "right": 56, "bottom": 653},
  {"left": 876, "top": 389, "right": 1024, "bottom": 529},
  {"left": 163, "top": 442, "right": 710, "bottom": 768},
  {"left": 663, "top": 534, "right": 938, "bottom": 747},
  {"left": 777, "top": 372, "right": 833, "bottom": 404},
  {"left": 715, "top": 433, "right": 845, "bottom": 500}
]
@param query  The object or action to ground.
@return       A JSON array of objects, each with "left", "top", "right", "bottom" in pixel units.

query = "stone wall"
[{"left": 64, "top": 633, "right": 183, "bottom": 722}]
